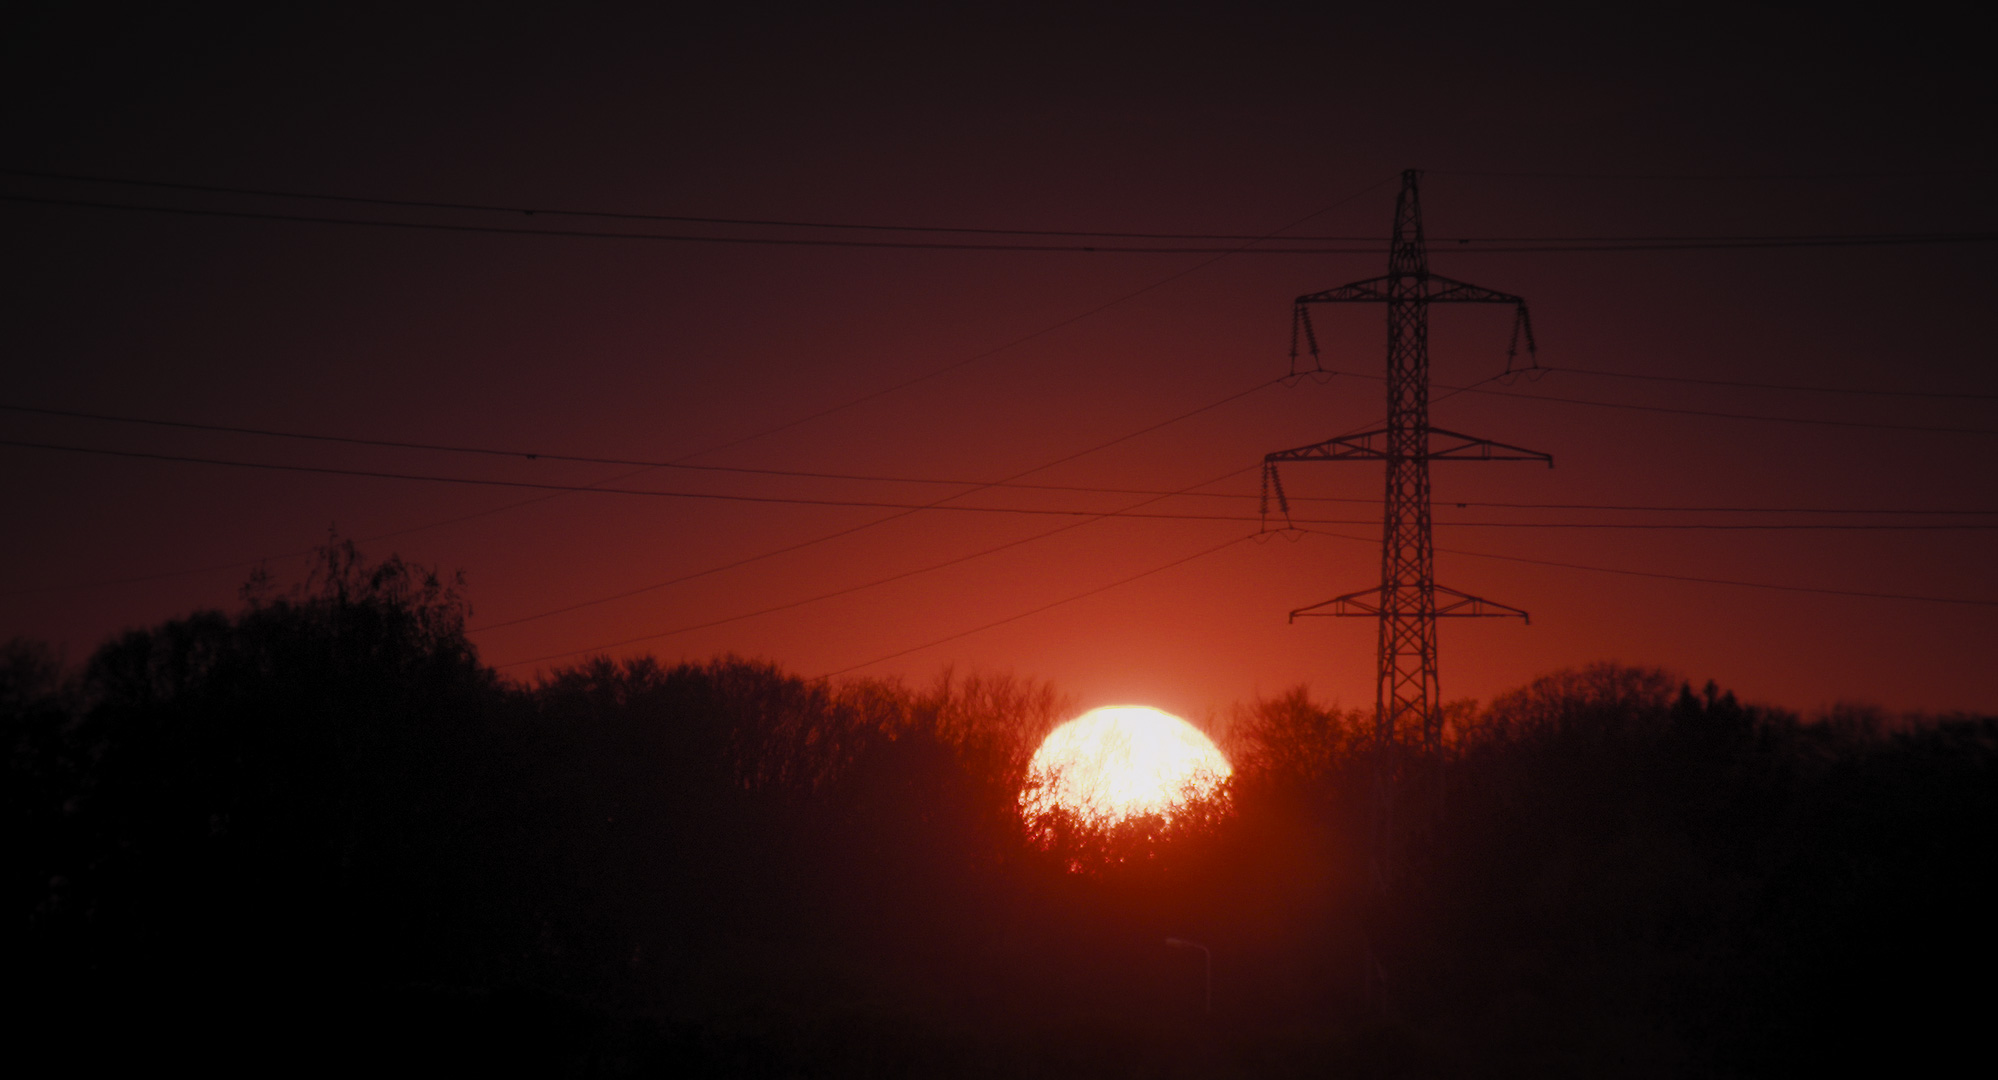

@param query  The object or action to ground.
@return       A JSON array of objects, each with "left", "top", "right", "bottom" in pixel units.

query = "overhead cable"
[
  {"left": 12, "top": 401, "right": 1995, "bottom": 516},
  {"left": 809, "top": 534, "right": 1257, "bottom": 679},
  {"left": 8, "top": 192, "right": 1996, "bottom": 254},
  {"left": 15, "top": 166, "right": 1998, "bottom": 246},
  {"left": 1455, "top": 384, "right": 1998, "bottom": 436},
  {"left": 1536, "top": 364, "right": 1998, "bottom": 401},
  {"left": 1304, "top": 528, "right": 1998, "bottom": 608},
  {"left": 479, "top": 463, "right": 1255, "bottom": 642},
  {"left": 10, "top": 437, "right": 1998, "bottom": 530},
  {"left": 4, "top": 174, "right": 1392, "bottom": 598}
]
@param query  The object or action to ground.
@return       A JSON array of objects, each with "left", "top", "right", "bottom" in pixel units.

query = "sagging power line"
[
  {"left": 1534, "top": 364, "right": 1998, "bottom": 401},
  {"left": 7, "top": 188, "right": 1996, "bottom": 254},
  {"left": 11, "top": 437, "right": 1995, "bottom": 530},
  {"left": 8, "top": 164, "right": 1989, "bottom": 695},
  {"left": 13, "top": 166, "right": 1998, "bottom": 250},
  {"left": 492, "top": 462, "right": 1262, "bottom": 665},
  {"left": 1, "top": 175, "right": 1401, "bottom": 602},
  {"left": 13, "top": 400, "right": 1996, "bottom": 513},
  {"left": 1302, "top": 528, "right": 1998, "bottom": 609}
]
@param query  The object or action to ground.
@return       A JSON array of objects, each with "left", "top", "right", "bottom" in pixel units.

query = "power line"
[
  {"left": 1454, "top": 383, "right": 1998, "bottom": 436},
  {"left": 19, "top": 395, "right": 1998, "bottom": 519},
  {"left": 9, "top": 192, "right": 1998, "bottom": 254},
  {"left": 462, "top": 177, "right": 1388, "bottom": 499},
  {"left": 19, "top": 164, "right": 1998, "bottom": 662},
  {"left": 471, "top": 507, "right": 929, "bottom": 634},
  {"left": 1302, "top": 527, "right": 1998, "bottom": 608},
  {"left": 487, "top": 512, "right": 1221, "bottom": 663},
  {"left": 1307, "top": 365, "right": 1998, "bottom": 437},
  {"left": 1431, "top": 168, "right": 1998, "bottom": 181},
  {"left": 0, "top": 375, "right": 1285, "bottom": 602},
  {"left": 1, "top": 399, "right": 1271, "bottom": 489},
  {"left": 0, "top": 478, "right": 652, "bottom": 599},
  {"left": 817, "top": 307, "right": 1998, "bottom": 691},
  {"left": 0, "top": 435, "right": 1276, "bottom": 518},
  {"left": 0, "top": 167, "right": 1394, "bottom": 241},
  {"left": 1444, "top": 234, "right": 1998, "bottom": 253},
  {"left": 1, "top": 177, "right": 1391, "bottom": 603},
  {"left": 1, "top": 368, "right": 1291, "bottom": 607},
  {"left": 0, "top": 377, "right": 1282, "bottom": 598},
  {"left": 1430, "top": 500, "right": 1998, "bottom": 516},
  {"left": 378, "top": 182, "right": 1385, "bottom": 569},
  {"left": 484, "top": 463, "right": 1253, "bottom": 655},
  {"left": 495, "top": 313, "right": 1994, "bottom": 668},
  {"left": 487, "top": 339, "right": 1990, "bottom": 660},
  {"left": 13, "top": 438, "right": 1998, "bottom": 530},
  {"left": 811, "top": 534, "right": 1257, "bottom": 680},
  {"left": 1536, "top": 364, "right": 1998, "bottom": 401},
  {"left": 0, "top": 192, "right": 1386, "bottom": 253},
  {"left": 470, "top": 440, "right": 1262, "bottom": 635},
  {"left": 0, "top": 170, "right": 1400, "bottom": 242},
  {"left": 27, "top": 397, "right": 1982, "bottom": 515},
  {"left": 1422, "top": 523, "right": 1998, "bottom": 531},
  {"left": 14, "top": 166, "right": 1997, "bottom": 246},
  {"left": 471, "top": 371, "right": 1402, "bottom": 651},
  {"left": 494, "top": 515, "right": 1998, "bottom": 675},
  {"left": 3, "top": 178, "right": 1397, "bottom": 598},
  {"left": 668, "top": 175, "right": 1395, "bottom": 462},
  {"left": 825, "top": 494, "right": 1998, "bottom": 688}
]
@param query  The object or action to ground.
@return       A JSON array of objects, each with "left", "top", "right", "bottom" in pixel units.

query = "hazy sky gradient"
[{"left": 5, "top": 4, "right": 1994, "bottom": 716}]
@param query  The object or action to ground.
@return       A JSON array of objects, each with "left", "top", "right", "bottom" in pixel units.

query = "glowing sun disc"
[{"left": 1020, "top": 706, "right": 1232, "bottom": 824}]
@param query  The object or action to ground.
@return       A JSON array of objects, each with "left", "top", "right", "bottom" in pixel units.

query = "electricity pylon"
[{"left": 1262, "top": 168, "right": 1550, "bottom": 885}]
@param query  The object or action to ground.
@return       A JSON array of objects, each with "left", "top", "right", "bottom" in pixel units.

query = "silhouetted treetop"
[
  {"left": 1470, "top": 661, "right": 1680, "bottom": 744},
  {"left": 1227, "top": 686, "right": 1367, "bottom": 787}
]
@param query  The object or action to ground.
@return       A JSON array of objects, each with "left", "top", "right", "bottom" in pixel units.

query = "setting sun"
[{"left": 1020, "top": 706, "right": 1232, "bottom": 825}]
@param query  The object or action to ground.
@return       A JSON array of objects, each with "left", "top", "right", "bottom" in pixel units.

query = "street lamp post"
[{"left": 1164, "top": 937, "right": 1211, "bottom": 1016}]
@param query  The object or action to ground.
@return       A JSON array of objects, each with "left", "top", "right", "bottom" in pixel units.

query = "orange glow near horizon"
[{"left": 1020, "top": 705, "right": 1232, "bottom": 825}]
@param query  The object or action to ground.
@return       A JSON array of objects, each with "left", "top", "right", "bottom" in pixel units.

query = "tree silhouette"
[{"left": 8, "top": 557, "right": 1993, "bottom": 1075}]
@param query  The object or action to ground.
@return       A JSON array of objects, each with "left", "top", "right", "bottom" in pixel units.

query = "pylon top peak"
[{"left": 1391, "top": 172, "right": 1427, "bottom": 279}]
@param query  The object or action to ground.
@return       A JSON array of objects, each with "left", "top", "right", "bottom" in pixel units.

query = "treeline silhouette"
[{"left": 6, "top": 543, "right": 1993, "bottom": 1076}]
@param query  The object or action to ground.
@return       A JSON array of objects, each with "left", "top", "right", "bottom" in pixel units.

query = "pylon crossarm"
[
  {"left": 1296, "top": 276, "right": 1393, "bottom": 304},
  {"left": 1265, "top": 428, "right": 1391, "bottom": 462},
  {"left": 1432, "top": 585, "right": 1530, "bottom": 622},
  {"left": 1420, "top": 275, "right": 1526, "bottom": 305},
  {"left": 1288, "top": 586, "right": 1384, "bottom": 621},
  {"left": 1423, "top": 427, "right": 1554, "bottom": 465}
]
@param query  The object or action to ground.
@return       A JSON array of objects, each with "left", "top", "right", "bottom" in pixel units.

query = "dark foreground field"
[{"left": 7, "top": 546, "right": 1994, "bottom": 1076}]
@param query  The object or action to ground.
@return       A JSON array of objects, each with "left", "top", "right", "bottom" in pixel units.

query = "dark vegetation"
[{"left": 6, "top": 544, "right": 1994, "bottom": 1075}]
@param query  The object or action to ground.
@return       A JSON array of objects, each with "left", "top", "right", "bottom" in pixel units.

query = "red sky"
[{"left": 4, "top": 5, "right": 1995, "bottom": 719}]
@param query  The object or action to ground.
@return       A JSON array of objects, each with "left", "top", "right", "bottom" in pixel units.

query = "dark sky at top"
[{"left": 4, "top": 3, "right": 1995, "bottom": 717}]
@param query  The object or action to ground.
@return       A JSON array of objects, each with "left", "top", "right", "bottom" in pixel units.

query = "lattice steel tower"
[{"left": 1264, "top": 168, "right": 1550, "bottom": 800}]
